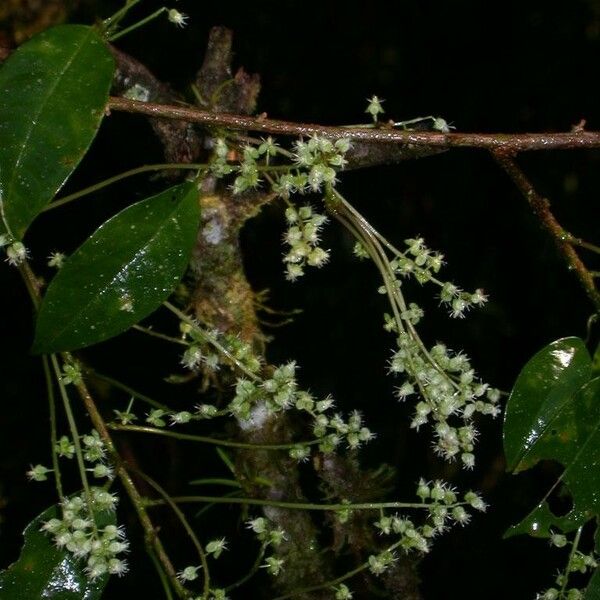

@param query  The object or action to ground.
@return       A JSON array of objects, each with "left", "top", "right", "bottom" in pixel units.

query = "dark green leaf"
[
  {"left": 592, "top": 342, "right": 600, "bottom": 378},
  {"left": 0, "top": 501, "right": 114, "bottom": 599},
  {"left": 33, "top": 182, "right": 200, "bottom": 353},
  {"left": 585, "top": 567, "right": 600, "bottom": 600},
  {"left": 505, "top": 377, "right": 600, "bottom": 538},
  {"left": 0, "top": 25, "right": 114, "bottom": 239},
  {"left": 503, "top": 337, "right": 592, "bottom": 473}
]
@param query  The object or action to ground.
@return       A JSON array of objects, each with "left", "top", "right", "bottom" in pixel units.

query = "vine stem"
[
  {"left": 108, "top": 7, "right": 168, "bottom": 42},
  {"left": 273, "top": 540, "right": 404, "bottom": 600},
  {"left": 16, "top": 259, "right": 190, "bottom": 599},
  {"left": 143, "top": 495, "right": 461, "bottom": 512},
  {"left": 42, "top": 355, "right": 64, "bottom": 503},
  {"left": 73, "top": 375, "right": 190, "bottom": 598},
  {"left": 132, "top": 468, "right": 211, "bottom": 598},
  {"left": 90, "top": 370, "right": 171, "bottom": 411},
  {"left": 146, "top": 546, "right": 175, "bottom": 600},
  {"left": 109, "top": 423, "right": 322, "bottom": 450},
  {"left": 559, "top": 526, "right": 583, "bottom": 597},
  {"left": 163, "top": 301, "right": 262, "bottom": 381},
  {"left": 107, "top": 97, "right": 600, "bottom": 151},
  {"left": 50, "top": 355, "right": 96, "bottom": 529},
  {"left": 132, "top": 324, "right": 188, "bottom": 346},
  {"left": 492, "top": 151, "right": 600, "bottom": 313},
  {"left": 44, "top": 163, "right": 207, "bottom": 212}
]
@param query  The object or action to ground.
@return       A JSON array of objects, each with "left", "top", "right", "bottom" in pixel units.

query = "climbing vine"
[{"left": 0, "top": 3, "right": 599, "bottom": 599}]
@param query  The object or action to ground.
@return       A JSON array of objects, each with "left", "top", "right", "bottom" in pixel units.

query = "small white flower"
[
  {"left": 177, "top": 565, "right": 201, "bottom": 582},
  {"left": 27, "top": 464, "right": 50, "bottom": 482},
  {"left": 108, "top": 558, "right": 129, "bottom": 576},
  {"left": 205, "top": 537, "right": 228, "bottom": 559},
  {"left": 47, "top": 251, "right": 66, "bottom": 269},
  {"left": 5, "top": 241, "right": 29, "bottom": 266},
  {"left": 262, "top": 556, "right": 284, "bottom": 576},
  {"left": 365, "top": 95, "right": 385, "bottom": 120},
  {"left": 168, "top": 9, "right": 189, "bottom": 28}
]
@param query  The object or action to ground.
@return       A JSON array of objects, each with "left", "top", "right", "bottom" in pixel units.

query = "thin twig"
[
  {"left": 144, "top": 495, "right": 453, "bottom": 512},
  {"left": 132, "top": 468, "right": 211, "bottom": 597},
  {"left": 492, "top": 150, "right": 600, "bottom": 313},
  {"left": 74, "top": 377, "right": 190, "bottom": 598},
  {"left": 108, "top": 97, "right": 600, "bottom": 151},
  {"left": 109, "top": 423, "right": 322, "bottom": 450}
]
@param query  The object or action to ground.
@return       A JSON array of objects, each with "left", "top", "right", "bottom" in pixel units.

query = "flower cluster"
[
  {"left": 352, "top": 225, "right": 498, "bottom": 469},
  {"left": 282, "top": 204, "right": 329, "bottom": 281},
  {"left": 229, "top": 362, "right": 375, "bottom": 457},
  {"left": 112, "top": 317, "right": 375, "bottom": 463},
  {"left": 366, "top": 481, "right": 487, "bottom": 576},
  {"left": 206, "top": 133, "right": 349, "bottom": 281},
  {"left": 246, "top": 516, "right": 287, "bottom": 576},
  {"left": 82, "top": 430, "right": 114, "bottom": 479},
  {"left": 180, "top": 323, "right": 261, "bottom": 376},
  {"left": 30, "top": 430, "right": 113, "bottom": 483},
  {"left": 390, "top": 333, "right": 501, "bottom": 468},
  {"left": 391, "top": 237, "right": 488, "bottom": 317},
  {"left": 41, "top": 491, "right": 127, "bottom": 579},
  {"left": 291, "top": 136, "right": 349, "bottom": 191},
  {"left": 536, "top": 533, "right": 598, "bottom": 600}
]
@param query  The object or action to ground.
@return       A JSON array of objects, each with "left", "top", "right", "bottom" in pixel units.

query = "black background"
[{"left": 1, "top": 1, "right": 600, "bottom": 598}]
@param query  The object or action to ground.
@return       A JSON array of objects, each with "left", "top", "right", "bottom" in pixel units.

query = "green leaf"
[
  {"left": 505, "top": 376, "right": 600, "bottom": 538},
  {"left": 592, "top": 341, "right": 600, "bottom": 377},
  {"left": 33, "top": 182, "right": 200, "bottom": 353},
  {"left": 0, "top": 501, "right": 115, "bottom": 599},
  {"left": 503, "top": 337, "right": 592, "bottom": 473},
  {"left": 585, "top": 567, "right": 600, "bottom": 600},
  {"left": 0, "top": 24, "right": 114, "bottom": 239}
]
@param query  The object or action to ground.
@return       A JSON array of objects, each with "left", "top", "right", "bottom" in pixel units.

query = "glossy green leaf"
[
  {"left": 33, "top": 182, "right": 200, "bottom": 353},
  {"left": 504, "top": 337, "right": 592, "bottom": 473},
  {"left": 585, "top": 567, "right": 600, "bottom": 600},
  {"left": 0, "top": 24, "right": 114, "bottom": 239},
  {"left": 505, "top": 377, "right": 600, "bottom": 539},
  {"left": 0, "top": 501, "right": 114, "bottom": 599}
]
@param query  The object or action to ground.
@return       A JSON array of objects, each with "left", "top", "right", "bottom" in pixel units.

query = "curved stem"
[
  {"left": 224, "top": 542, "right": 267, "bottom": 592},
  {"left": 493, "top": 151, "right": 600, "bottom": 313},
  {"left": 132, "top": 324, "right": 188, "bottom": 346},
  {"left": 147, "top": 546, "right": 175, "bottom": 600},
  {"left": 90, "top": 370, "right": 171, "bottom": 411},
  {"left": 74, "top": 375, "right": 189, "bottom": 598},
  {"left": 133, "top": 468, "right": 211, "bottom": 598},
  {"left": 103, "top": 0, "right": 142, "bottom": 35},
  {"left": 15, "top": 256, "right": 189, "bottom": 598},
  {"left": 44, "top": 163, "right": 207, "bottom": 212},
  {"left": 328, "top": 190, "right": 429, "bottom": 398},
  {"left": 272, "top": 540, "right": 403, "bottom": 600},
  {"left": 108, "top": 8, "right": 168, "bottom": 42}
]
